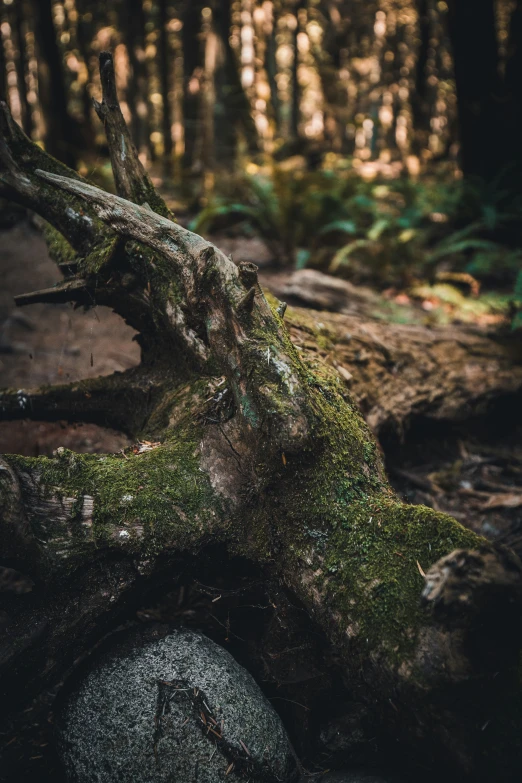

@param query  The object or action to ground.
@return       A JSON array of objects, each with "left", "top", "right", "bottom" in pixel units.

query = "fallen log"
[{"left": 280, "top": 304, "right": 522, "bottom": 437}]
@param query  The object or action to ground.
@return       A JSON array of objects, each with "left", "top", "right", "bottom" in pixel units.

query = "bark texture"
[
  {"left": 30, "top": 0, "right": 79, "bottom": 167},
  {"left": 1, "top": 53, "right": 522, "bottom": 783},
  {"left": 282, "top": 306, "right": 522, "bottom": 437}
]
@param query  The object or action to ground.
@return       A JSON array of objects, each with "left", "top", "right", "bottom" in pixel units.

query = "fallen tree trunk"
[
  {"left": 280, "top": 305, "right": 522, "bottom": 438},
  {"left": 1, "top": 54, "right": 522, "bottom": 782}
]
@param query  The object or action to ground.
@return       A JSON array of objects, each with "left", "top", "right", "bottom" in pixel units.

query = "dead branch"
[{"left": 93, "top": 51, "right": 172, "bottom": 217}]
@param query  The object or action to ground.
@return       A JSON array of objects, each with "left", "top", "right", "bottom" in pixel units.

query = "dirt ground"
[{"left": 0, "top": 221, "right": 137, "bottom": 455}]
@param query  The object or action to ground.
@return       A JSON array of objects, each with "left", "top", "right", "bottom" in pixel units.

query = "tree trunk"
[
  {"left": 265, "top": 1, "right": 281, "bottom": 135},
  {"left": 213, "top": 0, "right": 259, "bottom": 163},
  {"left": 411, "top": 0, "right": 431, "bottom": 155},
  {"left": 447, "top": 0, "right": 522, "bottom": 186},
  {"left": 447, "top": 0, "right": 501, "bottom": 181},
  {"left": 182, "top": 0, "right": 204, "bottom": 171},
  {"left": 290, "top": 2, "right": 303, "bottom": 142},
  {"left": 0, "top": 13, "right": 6, "bottom": 102},
  {"left": 74, "top": 0, "right": 97, "bottom": 153},
  {"left": 280, "top": 306, "right": 522, "bottom": 439},
  {"left": 504, "top": 0, "right": 522, "bottom": 179},
  {"left": 30, "top": 0, "right": 79, "bottom": 167},
  {"left": 9, "top": 0, "right": 33, "bottom": 137},
  {"left": 2, "top": 55, "right": 522, "bottom": 782},
  {"left": 211, "top": 2, "right": 236, "bottom": 167},
  {"left": 118, "top": 0, "right": 153, "bottom": 160},
  {"left": 158, "top": 0, "right": 174, "bottom": 174}
]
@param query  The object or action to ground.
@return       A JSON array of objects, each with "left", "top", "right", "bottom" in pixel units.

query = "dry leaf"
[
  {"left": 481, "top": 492, "right": 522, "bottom": 510},
  {"left": 337, "top": 365, "right": 353, "bottom": 383},
  {"left": 133, "top": 441, "right": 161, "bottom": 454}
]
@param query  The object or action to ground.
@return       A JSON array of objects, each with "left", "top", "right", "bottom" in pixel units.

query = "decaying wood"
[
  {"left": 92, "top": 51, "right": 171, "bottom": 217},
  {"left": 0, "top": 367, "right": 164, "bottom": 434},
  {"left": 284, "top": 306, "right": 522, "bottom": 437},
  {"left": 1, "top": 52, "right": 522, "bottom": 782}
]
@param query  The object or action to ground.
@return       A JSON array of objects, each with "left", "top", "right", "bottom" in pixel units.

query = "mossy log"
[
  {"left": 2, "top": 54, "right": 522, "bottom": 782},
  {"left": 277, "top": 305, "right": 522, "bottom": 439}
]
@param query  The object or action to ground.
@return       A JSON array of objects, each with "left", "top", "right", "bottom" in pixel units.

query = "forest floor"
[
  {"left": 2, "top": 218, "right": 522, "bottom": 781},
  {"left": 1, "top": 219, "right": 521, "bottom": 562}
]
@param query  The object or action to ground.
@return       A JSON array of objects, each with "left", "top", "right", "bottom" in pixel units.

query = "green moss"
[
  {"left": 227, "top": 297, "right": 483, "bottom": 665},
  {"left": 80, "top": 235, "right": 122, "bottom": 275},
  {"left": 4, "top": 415, "right": 222, "bottom": 563},
  {"left": 241, "top": 327, "right": 483, "bottom": 666},
  {"left": 280, "top": 391, "right": 480, "bottom": 663},
  {"left": 44, "top": 223, "right": 78, "bottom": 267},
  {"left": 317, "top": 500, "right": 476, "bottom": 652}
]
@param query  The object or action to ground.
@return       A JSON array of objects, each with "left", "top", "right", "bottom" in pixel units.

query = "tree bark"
[
  {"left": 182, "top": 0, "right": 204, "bottom": 171},
  {"left": 30, "top": 0, "right": 79, "bottom": 167},
  {"left": 2, "top": 54, "right": 522, "bottom": 782},
  {"left": 281, "top": 306, "right": 522, "bottom": 439},
  {"left": 158, "top": 0, "right": 174, "bottom": 174},
  {"left": 9, "top": 0, "right": 33, "bottom": 137},
  {"left": 92, "top": 51, "right": 171, "bottom": 217}
]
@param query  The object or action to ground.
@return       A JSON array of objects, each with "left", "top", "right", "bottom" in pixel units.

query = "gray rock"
[
  {"left": 281, "top": 270, "right": 379, "bottom": 313},
  {"left": 57, "top": 628, "right": 296, "bottom": 783}
]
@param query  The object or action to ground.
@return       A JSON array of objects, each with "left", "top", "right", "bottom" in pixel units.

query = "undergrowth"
[{"left": 189, "top": 160, "right": 522, "bottom": 328}]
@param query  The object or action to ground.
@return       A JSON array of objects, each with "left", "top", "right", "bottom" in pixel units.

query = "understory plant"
[{"left": 190, "top": 162, "right": 522, "bottom": 318}]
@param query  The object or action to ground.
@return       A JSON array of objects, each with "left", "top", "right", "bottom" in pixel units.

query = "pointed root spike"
[
  {"left": 238, "top": 261, "right": 258, "bottom": 289},
  {"left": 98, "top": 51, "right": 118, "bottom": 107},
  {"left": 14, "top": 279, "right": 89, "bottom": 307},
  {"left": 237, "top": 286, "right": 256, "bottom": 314},
  {"left": 276, "top": 301, "right": 287, "bottom": 319}
]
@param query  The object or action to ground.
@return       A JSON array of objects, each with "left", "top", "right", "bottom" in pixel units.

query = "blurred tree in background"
[
  {"left": 0, "top": 0, "right": 470, "bottom": 172},
  {"left": 1, "top": 0, "right": 522, "bottom": 306}
]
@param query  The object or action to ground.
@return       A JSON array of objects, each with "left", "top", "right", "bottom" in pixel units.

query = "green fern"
[{"left": 191, "top": 164, "right": 522, "bottom": 303}]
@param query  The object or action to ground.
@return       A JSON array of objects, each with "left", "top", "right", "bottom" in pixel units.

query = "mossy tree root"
[
  {"left": 0, "top": 367, "right": 165, "bottom": 434},
  {"left": 1, "top": 53, "right": 522, "bottom": 782}
]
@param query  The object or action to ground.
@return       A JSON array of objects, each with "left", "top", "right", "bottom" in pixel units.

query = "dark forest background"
[{"left": 2, "top": 0, "right": 522, "bottom": 323}]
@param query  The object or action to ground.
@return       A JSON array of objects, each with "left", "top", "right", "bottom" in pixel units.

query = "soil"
[{"left": 0, "top": 221, "right": 137, "bottom": 455}]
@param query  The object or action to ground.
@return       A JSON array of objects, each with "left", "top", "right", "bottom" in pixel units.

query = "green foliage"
[
  {"left": 191, "top": 167, "right": 362, "bottom": 266},
  {"left": 190, "top": 163, "right": 522, "bottom": 325}
]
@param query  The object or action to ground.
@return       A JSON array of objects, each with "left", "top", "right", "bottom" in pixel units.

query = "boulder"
[{"left": 56, "top": 627, "right": 297, "bottom": 782}]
